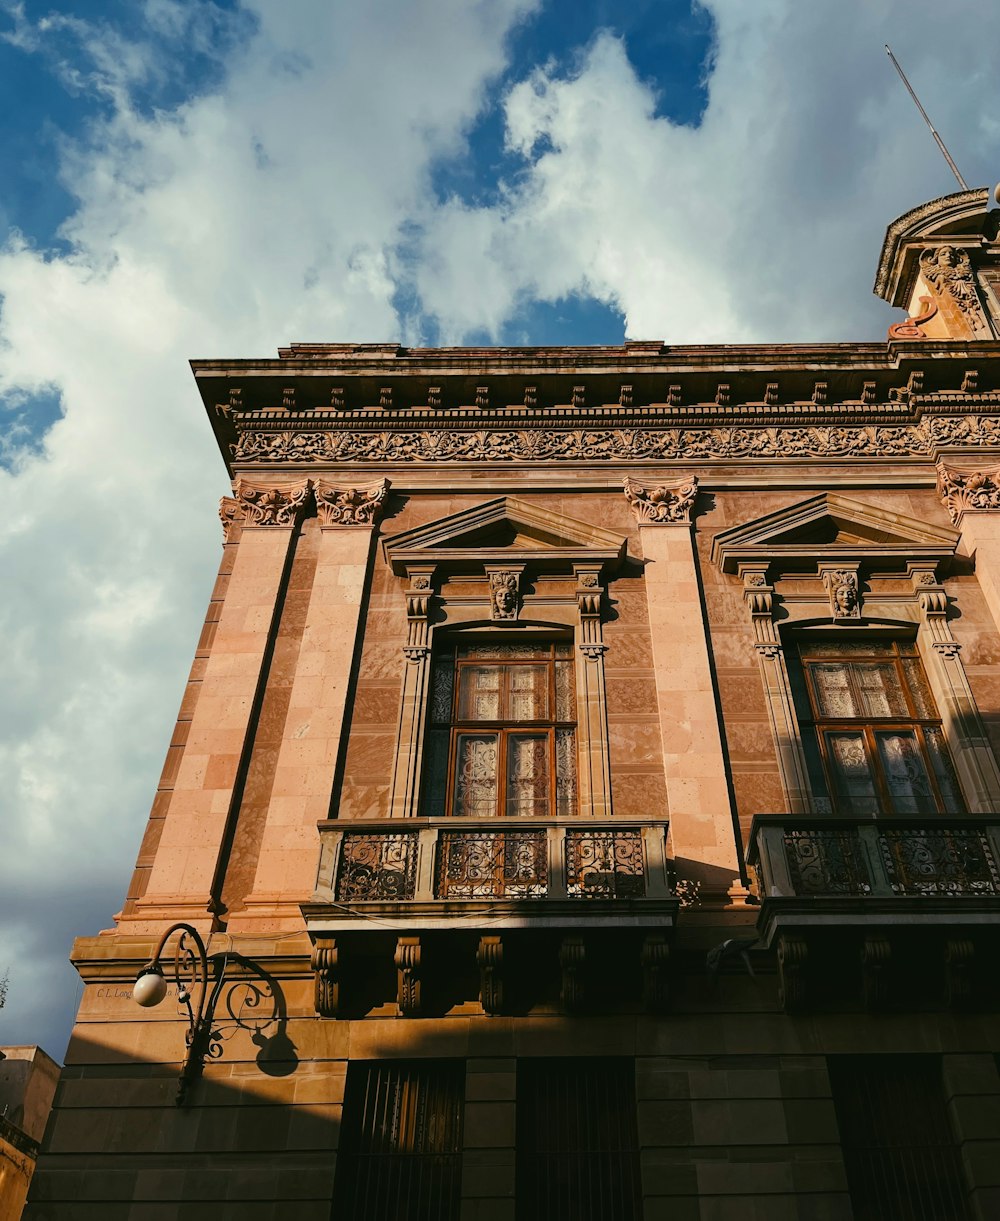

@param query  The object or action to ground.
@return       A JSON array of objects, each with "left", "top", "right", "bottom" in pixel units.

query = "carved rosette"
[
  {"left": 623, "top": 474, "right": 699, "bottom": 524},
  {"left": 822, "top": 568, "right": 861, "bottom": 621},
  {"left": 233, "top": 478, "right": 310, "bottom": 527},
  {"left": 487, "top": 569, "right": 521, "bottom": 621},
  {"left": 315, "top": 477, "right": 390, "bottom": 528},
  {"left": 936, "top": 463, "right": 1000, "bottom": 524}
]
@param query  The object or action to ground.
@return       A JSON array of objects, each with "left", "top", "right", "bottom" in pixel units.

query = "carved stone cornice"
[
  {"left": 232, "top": 478, "right": 310, "bottom": 527},
  {"left": 936, "top": 462, "right": 1000, "bottom": 524},
  {"left": 623, "top": 474, "right": 698, "bottom": 524},
  {"left": 314, "top": 477, "right": 389, "bottom": 528},
  {"left": 232, "top": 414, "right": 1000, "bottom": 465}
]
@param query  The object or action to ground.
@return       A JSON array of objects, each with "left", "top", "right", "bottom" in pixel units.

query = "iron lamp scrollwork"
[{"left": 132, "top": 922, "right": 295, "bottom": 1107}]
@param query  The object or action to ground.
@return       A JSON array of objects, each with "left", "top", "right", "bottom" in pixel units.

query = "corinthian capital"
[
  {"left": 314, "top": 478, "right": 390, "bottom": 527},
  {"left": 623, "top": 474, "right": 699, "bottom": 524},
  {"left": 233, "top": 478, "right": 310, "bottom": 527},
  {"left": 936, "top": 463, "right": 1000, "bottom": 524}
]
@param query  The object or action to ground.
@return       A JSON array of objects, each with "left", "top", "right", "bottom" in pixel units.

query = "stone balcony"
[
  {"left": 302, "top": 819, "right": 678, "bottom": 1017},
  {"left": 747, "top": 815, "right": 1000, "bottom": 1010},
  {"left": 304, "top": 818, "right": 677, "bottom": 931}
]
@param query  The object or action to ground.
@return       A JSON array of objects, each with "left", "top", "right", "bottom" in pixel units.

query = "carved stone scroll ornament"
[
  {"left": 232, "top": 477, "right": 310, "bottom": 527},
  {"left": 861, "top": 935, "right": 891, "bottom": 1011},
  {"left": 233, "top": 414, "right": 1000, "bottom": 464},
  {"left": 311, "top": 941, "right": 340, "bottom": 1018},
  {"left": 477, "top": 935, "right": 503, "bottom": 1015},
  {"left": 219, "top": 496, "right": 241, "bottom": 543},
  {"left": 488, "top": 570, "right": 520, "bottom": 621},
  {"left": 822, "top": 569, "right": 861, "bottom": 620},
  {"left": 559, "top": 936, "right": 585, "bottom": 1013},
  {"left": 623, "top": 474, "right": 699, "bottom": 524},
  {"left": 395, "top": 936, "right": 421, "bottom": 1017},
  {"left": 777, "top": 933, "right": 807, "bottom": 1012},
  {"left": 936, "top": 463, "right": 1000, "bottom": 525},
  {"left": 641, "top": 934, "right": 670, "bottom": 1013},
  {"left": 920, "top": 245, "right": 983, "bottom": 325},
  {"left": 887, "top": 295, "right": 937, "bottom": 340},
  {"left": 314, "top": 477, "right": 389, "bottom": 527}
]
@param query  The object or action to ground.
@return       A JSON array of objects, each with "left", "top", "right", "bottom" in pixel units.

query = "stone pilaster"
[
  {"left": 126, "top": 478, "right": 310, "bottom": 931},
  {"left": 230, "top": 479, "right": 390, "bottom": 931},
  {"left": 625, "top": 476, "right": 741, "bottom": 886}
]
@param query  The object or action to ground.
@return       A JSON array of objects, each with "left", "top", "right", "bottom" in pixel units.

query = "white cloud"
[
  {"left": 0, "top": 0, "right": 534, "bottom": 1054},
  {"left": 2, "top": 0, "right": 999, "bottom": 1058},
  {"left": 416, "top": 1, "right": 1000, "bottom": 343}
]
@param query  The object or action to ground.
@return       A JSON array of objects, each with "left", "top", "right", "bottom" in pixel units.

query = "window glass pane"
[
  {"left": 924, "top": 727, "right": 965, "bottom": 812},
  {"left": 555, "top": 661, "right": 574, "bottom": 722},
  {"left": 506, "top": 734, "right": 550, "bottom": 817},
  {"left": 812, "top": 664, "right": 859, "bottom": 717},
  {"left": 875, "top": 731, "right": 935, "bottom": 815},
  {"left": 853, "top": 662, "right": 908, "bottom": 718},
  {"left": 430, "top": 653, "right": 454, "bottom": 724},
  {"left": 825, "top": 731, "right": 879, "bottom": 815},
  {"left": 453, "top": 734, "right": 498, "bottom": 817},
  {"left": 458, "top": 666, "right": 502, "bottom": 720},
  {"left": 423, "top": 730, "right": 449, "bottom": 816},
  {"left": 508, "top": 664, "right": 548, "bottom": 721},
  {"left": 902, "top": 658, "right": 937, "bottom": 719},
  {"left": 555, "top": 729, "right": 577, "bottom": 818}
]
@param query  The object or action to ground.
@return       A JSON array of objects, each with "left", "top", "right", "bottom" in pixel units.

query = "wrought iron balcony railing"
[{"left": 308, "top": 818, "right": 675, "bottom": 929}]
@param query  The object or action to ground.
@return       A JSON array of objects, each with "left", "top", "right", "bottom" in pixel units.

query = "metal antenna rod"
[{"left": 885, "top": 45, "right": 968, "bottom": 190}]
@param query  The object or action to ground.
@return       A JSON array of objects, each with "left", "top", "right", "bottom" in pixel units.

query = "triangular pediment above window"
[
  {"left": 711, "top": 492, "right": 959, "bottom": 573},
  {"left": 382, "top": 495, "right": 628, "bottom": 573}
]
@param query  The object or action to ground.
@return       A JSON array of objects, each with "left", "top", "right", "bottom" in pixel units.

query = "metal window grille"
[
  {"left": 827, "top": 1055, "right": 971, "bottom": 1221},
  {"left": 515, "top": 1058, "right": 641, "bottom": 1221},
  {"left": 332, "top": 1060, "right": 465, "bottom": 1221}
]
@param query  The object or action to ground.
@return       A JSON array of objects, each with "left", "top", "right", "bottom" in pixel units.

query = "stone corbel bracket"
[
  {"left": 908, "top": 562, "right": 959, "bottom": 656},
  {"left": 403, "top": 565, "right": 436, "bottom": 662},
  {"left": 574, "top": 564, "right": 606, "bottom": 659},
  {"left": 311, "top": 940, "right": 340, "bottom": 1018},
  {"left": 936, "top": 462, "right": 1000, "bottom": 525},
  {"left": 395, "top": 936, "right": 421, "bottom": 1017},
  {"left": 623, "top": 474, "right": 699, "bottom": 524},
  {"left": 314, "top": 477, "right": 390, "bottom": 528},
  {"left": 739, "top": 565, "right": 779, "bottom": 657}
]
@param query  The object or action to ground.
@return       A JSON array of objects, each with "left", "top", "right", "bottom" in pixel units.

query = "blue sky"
[{"left": 1, "top": 0, "right": 998, "bottom": 1059}]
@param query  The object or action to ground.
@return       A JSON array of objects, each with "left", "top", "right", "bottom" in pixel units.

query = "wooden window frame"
[
  {"left": 798, "top": 639, "right": 963, "bottom": 817},
  {"left": 429, "top": 642, "right": 577, "bottom": 819}
]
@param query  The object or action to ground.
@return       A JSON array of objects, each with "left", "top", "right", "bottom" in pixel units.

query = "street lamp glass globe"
[{"left": 133, "top": 970, "right": 167, "bottom": 1008}]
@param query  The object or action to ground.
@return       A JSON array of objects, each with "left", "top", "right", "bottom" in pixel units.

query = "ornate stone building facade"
[{"left": 27, "top": 187, "right": 1000, "bottom": 1220}]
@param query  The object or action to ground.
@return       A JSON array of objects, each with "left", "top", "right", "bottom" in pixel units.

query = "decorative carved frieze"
[
  {"left": 487, "top": 568, "right": 521, "bottom": 621},
  {"left": 623, "top": 474, "right": 699, "bottom": 524},
  {"left": 478, "top": 935, "right": 503, "bottom": 1015},
  {"left": 822, "top": 567, "right": 861, "bottom": 620},
  {"left": 395, "top": 936, "right": 421, "bottom": 1017},
  {"left": 314, "top": 478, "right": 390, "bottom": 527},
  {"left": 936, "top": 462, "right": 1000, "bottom": 524},
  {"left": 311, "top": 942, "right": 340, "bottom": 1018},
  {"left": 232, "top": 478, "right": 310, "bottom": 527},
  {"left": 219, "top": 495, "right": 241, "bottom": 543},
  {"left": 232, "top": 414, "right": 1000, "bottom": 464}
]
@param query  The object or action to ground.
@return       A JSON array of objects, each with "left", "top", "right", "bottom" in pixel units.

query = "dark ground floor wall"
[{"left": 24, "top": 974, "right": 1000, "bottom": 1221}]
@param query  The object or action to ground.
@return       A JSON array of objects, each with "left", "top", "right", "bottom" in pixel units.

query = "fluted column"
[
  {"left": 126, "top": 478, "right": 310, "bottom": 932},
  {"left": 624, "top": 476, "right": 741, "bottom": 884}
]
